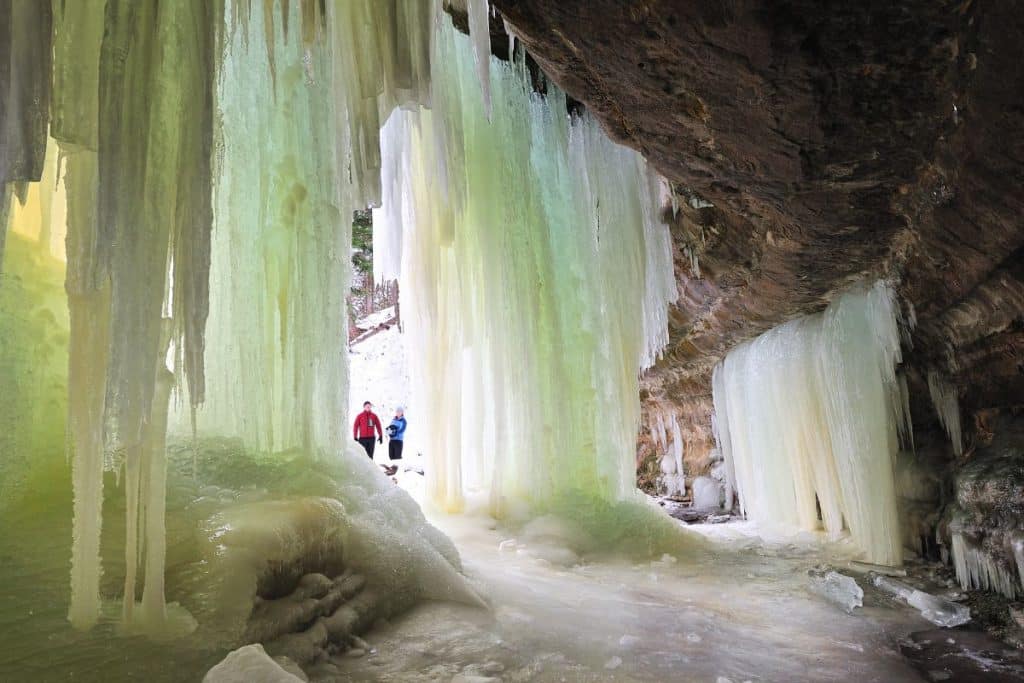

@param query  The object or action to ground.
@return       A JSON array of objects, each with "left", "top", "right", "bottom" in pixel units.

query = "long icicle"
[{"left": 52, "top": 0, "right": 109, "bottom": 630}]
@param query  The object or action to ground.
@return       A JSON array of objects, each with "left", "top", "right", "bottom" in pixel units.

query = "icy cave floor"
[
  {"left": 313, "top": 471, "right": 1014, "bottom": 683},
  {"left": 337, "top": 326, "right": 1024, "bottom": 683}
]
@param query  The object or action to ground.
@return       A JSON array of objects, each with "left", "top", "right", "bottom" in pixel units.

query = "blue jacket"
[{"left": 387, "top": 416, "right": 407, "bottom": 441}]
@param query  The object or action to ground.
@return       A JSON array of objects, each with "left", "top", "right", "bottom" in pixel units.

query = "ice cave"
[{"left": 2, "top": 1, "right": 1024, "bottom": 681}]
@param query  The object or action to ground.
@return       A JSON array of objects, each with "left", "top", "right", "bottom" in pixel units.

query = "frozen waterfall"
[
  {"left": 712, "top": 281, "right": 910, "bottom": 566},
  {"left": 373, "top": 20, "right": 677, "bottom": 514}
]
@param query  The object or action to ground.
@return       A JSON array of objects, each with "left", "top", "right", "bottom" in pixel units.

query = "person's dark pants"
[
  {"left": 389, "top": 440, "right": 404, "bottom": 461},
  {"left": 358, "top": 437, "right": 376, "bottom": 458}
]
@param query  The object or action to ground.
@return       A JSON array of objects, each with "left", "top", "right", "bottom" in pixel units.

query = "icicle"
[
  {"left": 52, "top": 0, "right": 108, "bottom": 630},
  {"left": 711, "top": 366, "right": 737, "bottom": 512},
  {"left": 640, "top": 167, "right": 678, "bottom": 370},
  {"left": 90, "top": 0, "right": 217, "bottom": 631},
  {"left": 652, "top": 411, "right": 667, "bottom": 452},
  {"left": 503, "top": 17, "right": 517, "bottom": 59},
  {"left": 0, "top": 183, "right": 11, "bottom": 276},
  {"left": 0, "top": 0, "right": 52, "bottom": 185},
  {"left": 818, "top": 282, "right": 905, "bottom": 565},
  {"left": 65, "top": 150, "right": 110, "bottom": 631},
  {"left": 951, "top": 529, "right": 1020, "bottom": 599},
  {"left": 182, "top": 0, "right": 348, "bottom": 456},
  {"left": 0, "top": 0, "right": 53, "bottom": 276},
  {"left": 466, "top": 0, "right": 493, "bottom": 119},
  {"left": 897, "top": 372, "right": 914, "bottom": 452},
  {"left": 1014, "top": 535, "right": 1024, "bottom": 593},
  {"left": 327, "top": 0, "right": 434, "bottom": 208},
  {"left": 51, "top": 0, "right": 103, "bottom": 151},
  {"left": 928, "top": 370, "right": 963, "bottom": 456},
  {"left": 712, "top": 281, "right": 907, "bottom": 565},
  {"left": 662, "top": 415, "right": 686, "bottom": 497}
]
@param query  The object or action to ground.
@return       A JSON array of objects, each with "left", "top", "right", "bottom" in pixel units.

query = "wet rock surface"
[
  {"left": 900, "top": 629, "right": 1024, "bottom": 682},
  {"left": 945, "top": 416, "right": 1024, "bottom": 601}
]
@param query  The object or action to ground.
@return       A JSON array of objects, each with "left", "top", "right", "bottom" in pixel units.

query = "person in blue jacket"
[{"left": 385, "top": 406, "right": 407, "bottom": 473}]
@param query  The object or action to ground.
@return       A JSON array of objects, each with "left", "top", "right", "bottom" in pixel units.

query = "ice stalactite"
[
  {"left": 374, "top": 20, "right": 677, "bottom": 514},
  {"left": 466, "top": 0, "right": 493, "bottom": 119},
  {"left": 710, "top": 381, "right": 737, "bottom": 512},
  {"left": 48, "top": 0, "right": 219, "bottom": 632},
  {"left": 951, "top": 529, "right": 1020, "bottom": 599},
  {"left": 52, "top": 0, "right": 107, "bottom": 630},
  {"left": 660, "top": 415, "right": 687, "bottom": 498},
  {"left": 0, "top": 0, "right": 53, "bottom": 273},
  {"left": 0, "top": 184, "right": 11, "bottom": 272},
  {"left": 329, "top": 0, "right": 434, "bottom": 208},
  {"left": 713, "top": 281, "right": 909, "bottom": 566},
  {"left": 0, "top": 0, "right": 52, "bottom": 183},
  {"left": 928, "top": 370, "right": 963, "bottom": 456},
  {"left": 106, "top": 0, "right": 216, "bottom": 635}
]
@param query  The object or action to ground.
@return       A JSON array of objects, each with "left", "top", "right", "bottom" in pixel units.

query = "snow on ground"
[{"left": 354, "top": 305, "right": 397, "bottom": 332}]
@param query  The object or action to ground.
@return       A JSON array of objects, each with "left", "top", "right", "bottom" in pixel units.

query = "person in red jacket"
[{"left": 353, "top": 401, "right": 383, "bottom": 459}]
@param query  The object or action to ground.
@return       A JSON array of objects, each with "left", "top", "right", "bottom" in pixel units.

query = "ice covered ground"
[
  {"left": 344, "top": 324, "right": 1020, "bottom": 683},
  {"left": 324, "top": 490, "right": 925, "bottom": 682}
]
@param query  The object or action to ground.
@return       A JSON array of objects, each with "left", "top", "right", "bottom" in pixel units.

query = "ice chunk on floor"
[
  {"left": 809, "top": 570, "right": 863, "bottom": 612},
  {"left": 203, "top": 644, "right": 305, "bottom": 682},
  {"left": 907, "top": 590, "right": 971, "bottom": 628},
  {"left": 873, "top": 575, "right": 914, "bottom": 601},
  {"left": 872, "top": 575, "right": 970, "bottom": 627}
]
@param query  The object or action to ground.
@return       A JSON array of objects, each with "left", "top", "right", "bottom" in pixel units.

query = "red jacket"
[{"left": 353, "top": 410, "right": 383, "bottom": 439}]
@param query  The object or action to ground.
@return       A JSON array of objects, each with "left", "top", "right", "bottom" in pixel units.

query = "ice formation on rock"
[
  {"left": 373, "top": 20, "right": 677, "bottom": 514},
  {"left": 713, "top": 282, "right": 909, "bottom": 566},
  {"left": 951, "top": 528, "right": 1020, "bottom": 599},
  {"left": 928, "top": 370, "right": 964, "bottom": 457}
]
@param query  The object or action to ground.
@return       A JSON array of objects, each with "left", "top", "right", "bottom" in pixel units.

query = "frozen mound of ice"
[
  {"left": 203, "top": 644, "right": 305, "bottom": 683},
  {"left": 692, "top": 476, "right": 723, "bottom": 510},
  {"left": 808, "top": 570, "right": 863, "bottom": 613},
  {"left": 162, "top": 439, "right": 484, "bottom": 668},
  {"left": 492, "top": 493, "right": 711, "bottom": 564}
]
